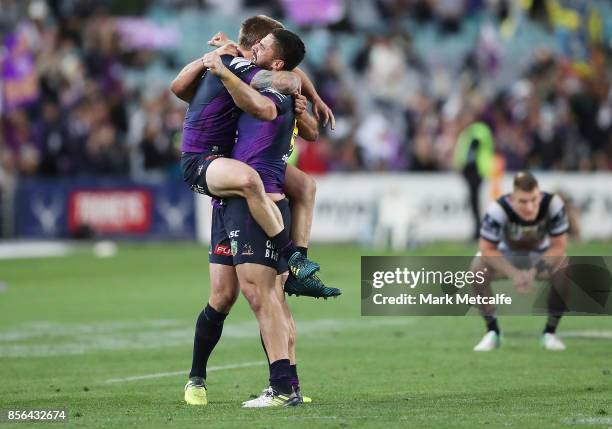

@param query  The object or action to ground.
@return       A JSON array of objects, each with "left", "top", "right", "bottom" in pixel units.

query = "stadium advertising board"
[
  {"left": 195, "top": 173, "right": 612, "bottom": 244},
  {"left": 68, "top": 190, "right": 152, "bottom": 234},
  {"left": 15, "top": 179, "right": 195, "bottom": 239}
]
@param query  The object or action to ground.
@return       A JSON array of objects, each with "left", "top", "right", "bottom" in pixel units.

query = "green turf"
[{"left": 0, "top": 242, "right": 610, "bottom": 428}]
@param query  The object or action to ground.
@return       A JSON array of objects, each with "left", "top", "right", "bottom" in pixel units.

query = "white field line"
[
  {"left": 0, "top": 318, "right": 414, "bottom": 358},
  {"left": 561, "top": 330, "right": 612, "bottom": 340},
  {"left": 104, "top": 361, "right": 266, "bottom": 383},
  {"left": 0, "top": 241, "right": 74, "bottom": 260},
  {"left": 561, "top": 417, "right": 612, "bottom": 425}
]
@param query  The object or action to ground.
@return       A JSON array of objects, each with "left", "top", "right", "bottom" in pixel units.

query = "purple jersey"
[
  {"left": 231, "top": 89, "right": 296, "bottom": 193},
  {"left": 181, "top": 56, "right": 261, "bottom": 154}
]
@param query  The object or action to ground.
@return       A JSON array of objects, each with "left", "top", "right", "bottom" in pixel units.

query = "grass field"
[{"left": 0, "top": 242, "right": 611, "bottom": 428}]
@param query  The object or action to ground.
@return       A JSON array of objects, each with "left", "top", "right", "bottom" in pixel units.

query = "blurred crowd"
[
  {"left": 0, "top": 0, "right": 611, "bottom": 185},
  {"left": 0, "top": 0, "right": 185, "bottom": 186}
]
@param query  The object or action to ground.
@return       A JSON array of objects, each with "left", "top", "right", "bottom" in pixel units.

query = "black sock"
[
  {"left": 296, "top": 247, "right": 308, "bottom": 258},
  {"left": 544, "top": 314, "right": 562, "bottom": 334},
  {"left": 189, "top": 304, "right": 227, "bottom": 379},
  {"left": 271, "top": 229, "right": 297, "bottom": 259},
  {"left": 269, "top": 359, "right": 292, "bottom": 395},
  {"left": 289, "top": 364, "right": 299, "bottom": 391},
  {"left": 260, "top": 331, "right": 270, "bottom": 365},
  {"left": 484, "top": 315, "right": 500, "bottom": 334}
]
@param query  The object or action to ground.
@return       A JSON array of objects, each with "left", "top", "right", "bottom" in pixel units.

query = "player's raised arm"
[
  {"left": 294, "top": 93, "right": 319, "bottom": 141},
  {"left": 202, "top": 51, "right": 277, "bottom": 121},
  {"left": 293, "top": 67, "right": 335, "bottom": 130},
  {"left": 170, "top": 57, "right": 207, "bottom": 103},
  {"left": 170, "top": 44, "right": 240, "bottom": 103},
  {"left": 208, "top": 31, "right": 234, "bottom": 47}
]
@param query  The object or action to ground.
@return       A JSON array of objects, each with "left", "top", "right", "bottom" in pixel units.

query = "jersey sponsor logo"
[
  {"left": 261, "top": 87, "right": 286, "bottom": 102},
  {"left": 68, "top": 190, "right": 152, "bottom": 234},
  {"left": 229, "top": 57, "right": 253, "bottom": 69},
  {"left": 242, "top": 244, "right": 254, "bottom": 256},
  {"left": 231, "top": 239, "right": 238, "bottom": 256},
  {"left": 214, "top": 244, "right": 232, "bottom": 256},
  {"left": 506, "top": 222, "right": 546, "bottom": 242},
  {"left": 265, "top": 240, "right": 279, "bottom": 261}
]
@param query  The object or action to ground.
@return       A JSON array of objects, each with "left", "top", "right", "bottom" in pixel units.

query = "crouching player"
[{"left": 471, "top": 171, "right": 570, "bottom": 351}]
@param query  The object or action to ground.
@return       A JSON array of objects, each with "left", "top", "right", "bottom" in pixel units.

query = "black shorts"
[
  {"left": 181, "top": 151, "right": 226, "bottom": 197},
  {"left": 209, "top": 204, "right": 234, "bottom": 266},
  {"left": 209, "top": 198, "right": 289, "bottom": 273}
]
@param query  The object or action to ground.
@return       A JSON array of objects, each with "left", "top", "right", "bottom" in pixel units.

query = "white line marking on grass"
[
  {"left": 561, "top": 417, "right": 612, "bottom": 425},
  {"left": 104, "top": 361, "right": 266, "bottom": 383},
  {"left": 0, "top": 318, "right": 414, "bottom": 358},
  {"left": 0, "top": 241, "right": 74, "bottom": 260},
  {"left": 561, "top": 331, "right": 612, "bottom": 340}
]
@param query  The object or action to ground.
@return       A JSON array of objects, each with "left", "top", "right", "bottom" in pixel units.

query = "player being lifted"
[
  {"left": 172, "top": 15, "right": 338, "bottom": 298},
  {"left": 471, "top": 171, "right": 570, "bottom": 351}
]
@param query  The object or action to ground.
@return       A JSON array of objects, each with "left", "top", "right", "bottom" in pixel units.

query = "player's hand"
[
  {"left": 294, "top": 93, "right": 308, "bottom": 116},
  {"left": 524, "top": 267, "right": 537, "bottom": 291},
  {"left": 201, "top": 52, "right": 226, "bottom": 77},
  {"left": 312, "top": 97, "right": 335, "bottom": 130},
  {"left": 510, "top": 270, "right": 525, "bottom": 293},
  {"left": 208, "top": 31, "right": 230, "bottom": 47},
  {"left": 215, "top": 43, "right": 239, "bottom": 57},
  {"left": 513, "top": 269, "right": 535, "bottom": 295}
]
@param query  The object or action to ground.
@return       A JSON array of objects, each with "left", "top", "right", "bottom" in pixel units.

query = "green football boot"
[
  {"left": 287, "top": 251, "right": 320, "bottom": 280},
  {"left": 284, "top": 273, "right": 341, "bottom": 299}
]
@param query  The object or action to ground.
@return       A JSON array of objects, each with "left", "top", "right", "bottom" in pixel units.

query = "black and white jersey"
[{"left": 480, "top": 192, "right": 569, "bottom": 252}]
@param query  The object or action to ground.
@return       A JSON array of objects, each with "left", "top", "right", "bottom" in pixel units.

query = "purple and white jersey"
[
  {"left": 232, "top": 89, "right": 296, "bottom": 193},
  {"left": 181, "top": 55, "right": 261, "bottom": 154}
]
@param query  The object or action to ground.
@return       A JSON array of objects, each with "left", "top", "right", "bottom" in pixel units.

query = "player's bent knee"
[
  {"left": 239, "top": 170, "right": 264, "bottom": 197},
  {"left": 470, "top": 256, "right": 488, "bottom": 273},
  {"left": 303, "top": 175, "right": 317, "bottom": 202},
  {"left": 209, "top": 288, "right": 238, "bottom": 313},
  {"left": 240, "top": 283, "right": 262, "bottom": 314},
  {"left": 288, "top": 171, "right": 316, "bottom": 204}
]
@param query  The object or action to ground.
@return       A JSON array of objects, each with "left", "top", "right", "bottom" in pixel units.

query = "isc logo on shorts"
[
  {"left": 214, "top": 244, "right": 232, "bottom": 256},
  {"left": 229, "top": 230, "right": 240, "bottom": 238},
  {"left": 265, "top": 240, "right": 279, "bottom": 261}
]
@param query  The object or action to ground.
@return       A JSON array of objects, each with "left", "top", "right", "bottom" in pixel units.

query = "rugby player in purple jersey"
[
  {"left": 207, "top": 28, "right": 316, "bottom": 407},
  {"left": 172, "top": 16, "right": 334, "bottom": 297},
  {"left": 173, "top": 16, "right": 339, "bottom": 407}
]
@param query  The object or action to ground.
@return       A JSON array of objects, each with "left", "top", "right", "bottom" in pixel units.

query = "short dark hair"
[
  {"left": 238, "top": 15, "right": 284, "bottom": 50},
  {"left": 270, "top": 28, "right": 305, "bottom": 71},
  {"left": 513, "top": 171, "right": 539, "bottom": 192}
]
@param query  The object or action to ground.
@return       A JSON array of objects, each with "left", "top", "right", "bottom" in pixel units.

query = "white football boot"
[
  {"left": 473, "top": 330, "right": 501, "bottom": 351},
  {"left": 241, "top": 386, "right": 299, "bottom": 408},
  {"left": 541, "top": 333, "right": 566, "bottom": 351}
]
